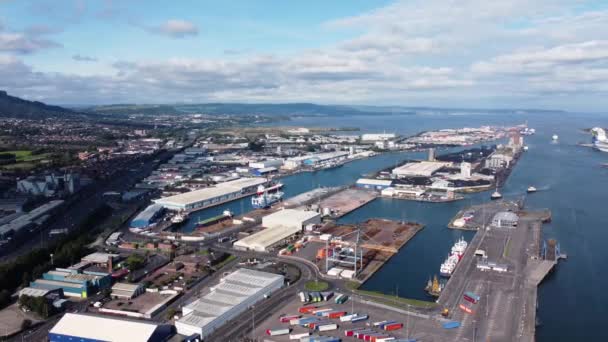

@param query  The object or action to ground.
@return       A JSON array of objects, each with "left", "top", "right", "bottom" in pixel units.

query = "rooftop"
[
  {"left": 154, "top": 178, "right": 266, "bottom": 206},
  {"left": 81, "top": 252, "right": 119, "bottom": 264},
  {"left": 49, "top": 313, "right": 162, "bottom": 342}
]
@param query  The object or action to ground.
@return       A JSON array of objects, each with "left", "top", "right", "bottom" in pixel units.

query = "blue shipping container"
[{"left": 443, "top": 321, "right": 461, "bottom": 329}]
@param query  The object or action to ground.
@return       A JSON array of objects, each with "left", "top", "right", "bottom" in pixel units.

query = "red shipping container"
[
  {"left": 328, "top": 311, "right": 346, "bottom": 319},
  {"left": 280, "top": 315, "right": 300, "bottom": 323},
  {"left": 463, "top": 294, "right": 477, "bottom": 304},
  {"left": 371, "top": 336, "right": 390, "bottom": 342},
  {"left": 299, "top": 306, "right": 316, "bottom": 314},
  {"left": 384, "top": 323, "right": 403, "bottom": 331}
]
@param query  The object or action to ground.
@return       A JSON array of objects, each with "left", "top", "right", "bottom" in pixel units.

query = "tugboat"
[
  {"left": 491, "top": 189, "right": 502, "bottom": 200},
  {"left": 527, "top": 186, "right": 537, "bottom": 193},
  {"left": 425, "top": 275, "right": 444, "bottom": 298}
]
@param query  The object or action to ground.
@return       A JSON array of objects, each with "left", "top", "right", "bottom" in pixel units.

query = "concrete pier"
[{"left": 434, "top": 205, "right": 561, "bottom": 342}]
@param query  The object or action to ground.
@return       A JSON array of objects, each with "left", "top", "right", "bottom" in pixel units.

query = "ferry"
[
  {"left": 440, "top": 238, "right": 468, "bottom": 277},
  {"left": 591, "top": 127, "right": 608, "bottom": 152},
  {"left": 252, "top": 191, "right": 284, "bottom": 209},
  {"left": 256, "top": 182, "right": 283, "bottom": 195}
]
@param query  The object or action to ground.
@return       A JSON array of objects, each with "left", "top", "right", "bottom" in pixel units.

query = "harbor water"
[{"left": 192, "top": 111, "right": 608, "bottom": 341}]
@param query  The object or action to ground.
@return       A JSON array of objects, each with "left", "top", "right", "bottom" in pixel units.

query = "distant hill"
[{"left": 0, "top": 91, "right": 76, "bottom": 119}]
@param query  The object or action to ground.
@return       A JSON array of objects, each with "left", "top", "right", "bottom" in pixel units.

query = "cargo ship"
[
  {"left": 439, "top": 237, "right": 468, "bottom": 277},
  {"left": 252, "top": 182, "right": 284, "bottom": 209}
]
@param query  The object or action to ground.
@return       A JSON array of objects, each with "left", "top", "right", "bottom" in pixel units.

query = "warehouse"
[
  {"left": 302, "top": 151, "right": 348, "bottom": 167},
  {"left": 234, "top": 209, "right": 321, "bottom": 252},
  {"left": 130, "top": 204, "right": 164, "bottom": 228},
  {"left": 111, "top": 282, "right": 145, "bottom": 299},
  {"left": 250, "top": 166, "right": 278, "bottom": 177},
  {"left": 361, "top": 133, "right": 396, "bottom": 141},
  {"left": 49, "top": 313, "right": 173, "bottom": 342},
  {"left": 175, "top": 268, "right": 283, "bottom": 339},
  {"left": 153, "top": 177, "right": 266, "bottom": 211},
  {"left": 356, "top": 178, "right": 393, "bottom": 190},
  {"left": 31, "top": 268, "right": 111, "bottom": 298},
  {"left": 392, "top": 161, "right": 451, "bottom": 178},
  {"left": 262, "top": 209, "right": 321, "bottom": 230},
  {"left": 249, "top": 159, "right": 283, "bottom": 169}
]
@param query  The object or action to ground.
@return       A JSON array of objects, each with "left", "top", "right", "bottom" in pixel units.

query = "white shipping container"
[
  {"left": 268, "top": 328, "right": 290, "bottom": 336},
  {"left": 376, "top": 338, "right": 396, "bottom": 342},
  {"left": 289, "top": 332, "right": 311, "bottom": 340},
  {"left": 318, "top": 323, "right": 338, "bottom": 332},
  {"left": 340, "top": 314, "right": 356, "bottom": 322}
]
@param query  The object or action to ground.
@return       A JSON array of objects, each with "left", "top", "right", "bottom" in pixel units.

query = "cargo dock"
[
  {"left": 317, "top": 187, "right": 378, "bottom": 218},
  {"left": 434, "top": 202, "right": 563, "bottom": 342}
]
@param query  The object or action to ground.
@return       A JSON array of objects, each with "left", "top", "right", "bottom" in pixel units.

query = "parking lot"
[{"left": 252, "top": 293, "right": 464, "bottom": 341}]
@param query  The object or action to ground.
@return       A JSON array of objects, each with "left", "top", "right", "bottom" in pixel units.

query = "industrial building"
[
  {"left": 302, "top": 151, "right": 348, "bottom": 167},
  {"left": 130, "top": 204, "right": 164, "bottom": 228},
  {"left": 111, "top": 282, "right": 145, "bottom": 299},
  {"left": 250, "top": 166, "right": 278, "bottom": 177},
  {"left": 356, "top": 178, "right": 393, "bottom": 190},
  {"left": 153, "top": 178, "right": 266, "bottom": 211},
  {"left": 234, "top": 209, "right": 320, "bottom": 252},
  {"left": 175, "top": 268, "right": 284, "bottom": 339},
  {"left": 30, "top": 268, "right": 111, "bottom": 298},
  {"left": 49, "top": 313, "right": 173, "bottom": 342},
  {"left": 0, "top": 200, "right": 64, "bottom": 238},
  {"left": 492, "top": 211, "right": 519, "bottom": 228},
  {"left": 392, "top": 161, "right": 451, "bottom": 178},
  {"left": 361, "top": 133, "right": 396, "bottom": 141},
  {"left": 249, "top": 159, "right": 283, "bottom": 169},
  {"left": 17, "top": 173, "right": 81, "bottom": 197}
]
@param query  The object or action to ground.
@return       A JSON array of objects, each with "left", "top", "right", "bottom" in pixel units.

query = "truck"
[{"left": 463, "top": 291, "right": 480, "bottom": 304}]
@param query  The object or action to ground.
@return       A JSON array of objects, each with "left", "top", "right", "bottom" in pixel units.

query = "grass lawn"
[
  {"left": 354, "top": 289, "right": 438, "bottom": 309},
  {"left": 0, "top": 150, "right": 55, "bottom": 171},
  {"left": 304, "top": 280, "right": 329, "bottom": 292}
]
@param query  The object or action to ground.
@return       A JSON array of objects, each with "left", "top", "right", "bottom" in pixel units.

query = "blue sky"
[{"left": 1, "top": 0, "right": 608, "bottom": 111}]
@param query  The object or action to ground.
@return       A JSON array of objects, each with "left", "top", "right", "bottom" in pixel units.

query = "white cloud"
[
  {"left": 0, "top": 24, "right": 61, "bottom": 54},
  {"left": 145, "top": 19, "right": 199, "bottom": 38}
]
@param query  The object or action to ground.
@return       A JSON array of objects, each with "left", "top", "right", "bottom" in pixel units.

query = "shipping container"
[
  {"left": 290, "top": 332, "right": 311, "bottom": 340},
  {"left": 383, "top": 323, "right": 403, "bottom": 331},
  {"left": 340, "top": 314, "right": 356, "bottom": 322},
  {"left": 299, "top": 305, "right": 317, "bottom": 314},
  {"left": 442, "top": 321, "right": 461, "bottom": 329},
  {"left": 328, "top": 311, "right": 347, "bottom": 319},
  {"left": 335, "top": 294, "right": 349, "bottom": 304},
  {"left": 299, "top": 292, "right": 308, "bottom": 303},
  {"left": 267, "top": 327, "right": 290, "bottom": 336},
  {"left": 345, "top": 328, "right": 367, "bottom": 337},
  {"left": 464, "top": 291, "right": 480, "bottom": 303},
  {"left": 373, "top": 320, "right": 395, "bottom": 327},
  {"left": 317, "top": 323, "right": 338, "bottom": 332},
  {"left": 351, "top": 315, "right": 369, "bottom": 323},
  {"left": 281, "top": 315, "right": 301, "bottom": 323},
  {"left": 375, "top": 338, "right": 396, "bottom": 342},
  {"left": 314, "top": 308, "right": 334, "bottom": 316}
]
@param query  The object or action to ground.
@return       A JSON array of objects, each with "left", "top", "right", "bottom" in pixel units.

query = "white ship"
[
  {"left": 527, "top": 186, "right": 537, "bottom": 193},
  {"left": 552, "top": 134, "right": 559, "bottom": 141},
  {"left": 591, "top": 128, "right": 608, "bottom": 152},
  {"left": 171, "top": 211, "right": 188, "bottom": 224},
  {"left": 252, "top": 190, "right": 284, "bottom": 209},
  {"left": 440, "top": 238, "right": 468, "bottom": 277}
]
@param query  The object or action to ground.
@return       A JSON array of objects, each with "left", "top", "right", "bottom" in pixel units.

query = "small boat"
[
  {"left": 491, "top": 190, "right": 502, "bottom": 200},
  {"left": 523, "top": 145, "right": 529, "bottom": 151},
  {"left": 527, "top": 186, "right": 537, "bottom": 193},
  {"left": 552, "top": 134, "right": 559, "bottom": 141}
]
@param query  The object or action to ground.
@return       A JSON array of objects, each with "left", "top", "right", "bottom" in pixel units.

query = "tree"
[{"left": 125, "top": 254, "right": 145, "bottom": 271}]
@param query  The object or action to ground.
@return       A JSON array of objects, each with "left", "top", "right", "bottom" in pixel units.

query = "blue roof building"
[{"left": 130, "top": 204, "right": 164, "bottom": 228}]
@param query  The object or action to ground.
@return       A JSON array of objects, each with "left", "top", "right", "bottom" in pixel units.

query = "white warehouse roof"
[
  {"left": 49, "top": 313, "right": 165, "bottom": 342},
  {"left": 176, "top": 268, "right": 283, "bottom": 338},
  {"left": 262, "top": 209, "right": 321, "bottom": 230},
  {"left": 154, "top": 178, "right": 266, "bottom": 207},
  {"left": 234, "top": 225, "right": 301, "bottom": 252},
  {"left": 392, "top": 161, "right": 451, "bottom": 177}
]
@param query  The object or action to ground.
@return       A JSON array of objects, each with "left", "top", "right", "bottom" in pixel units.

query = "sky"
[{"left": 1, "top": 0, "right": 608, "bottom": 111}]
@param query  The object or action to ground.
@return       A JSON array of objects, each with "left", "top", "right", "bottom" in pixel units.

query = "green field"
[
  {"left": 0, "top": 150, "right": 55, "bottom": 170},
  {"left": 353, "top": 289, "right": 438, "bottom": 309},
  {"left": 304, "top": 280, "right": 329, "bottom": 291}
]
